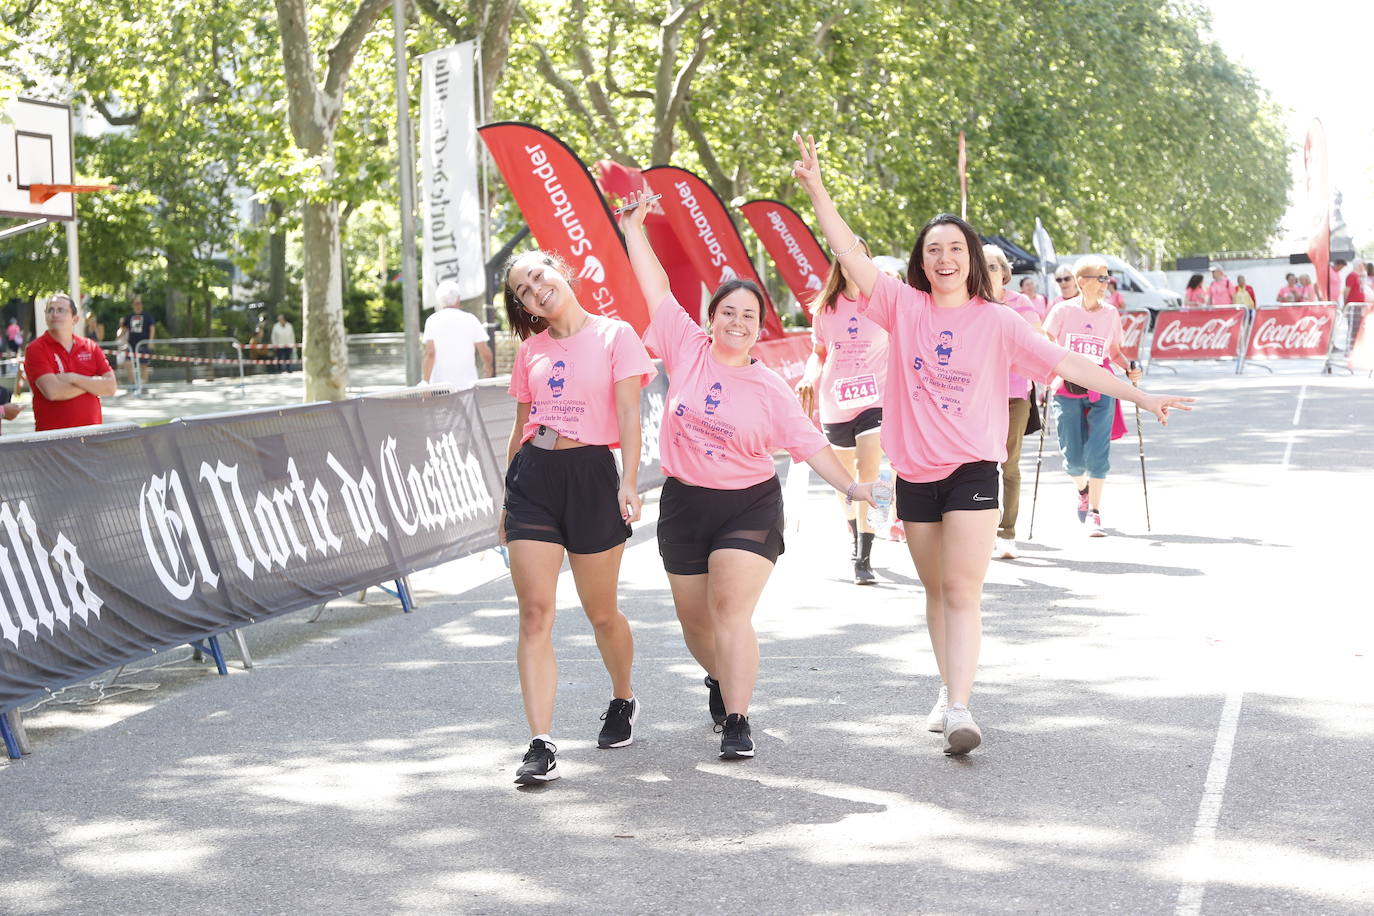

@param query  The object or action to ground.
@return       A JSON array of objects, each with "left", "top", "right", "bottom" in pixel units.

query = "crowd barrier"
[{"left": 1133, "top": 302, "right": 1360, "bottom": 375}]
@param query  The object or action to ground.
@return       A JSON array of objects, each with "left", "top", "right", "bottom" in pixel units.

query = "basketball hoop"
[{"left": 28, "top": 183, "right": 116, "bottom": 205}]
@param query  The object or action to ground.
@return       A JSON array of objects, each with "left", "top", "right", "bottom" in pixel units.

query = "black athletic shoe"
[
  {"left": 514, "top": 738, "right": 559, "bottom": 784},
  {"left": 705, "top": 675, "right": 726, "bottom": 725},
  {"left": 597, "top": 697, "right": 639, "bottom": 748},
  {"left": 853, "top": 557, "right": 876, "bottom": 585},
  {"left": 718, "top": 713, "right": 755, "bottom": 759}
]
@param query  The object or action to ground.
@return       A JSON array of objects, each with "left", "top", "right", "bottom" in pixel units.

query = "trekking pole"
[
  {"left": 1129, "top": 360, "right": 1151, "bottom": 532},
  {"left": 1027, "top": 383, "right": 1053, "bottom": 540}
]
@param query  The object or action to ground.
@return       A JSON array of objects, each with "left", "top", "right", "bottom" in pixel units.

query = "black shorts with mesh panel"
[
  {"left": 657, "top": 475, "right": 785, "bottom": 575},
  {"left": 503, "top": 443, "right": 631, "bottom": 555}
]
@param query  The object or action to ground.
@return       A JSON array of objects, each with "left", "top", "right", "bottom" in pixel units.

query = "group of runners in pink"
[{"left": 498, "top": 133, "right": 1194, "bottom": 785}]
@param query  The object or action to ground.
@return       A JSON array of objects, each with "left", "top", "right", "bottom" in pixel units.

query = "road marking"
[
  {"left": 1279, "top": 384, "right": 1307, "bottom": 471},
  {"left": 1175, "top": 687, "right": 1244, "bottom": 916}
]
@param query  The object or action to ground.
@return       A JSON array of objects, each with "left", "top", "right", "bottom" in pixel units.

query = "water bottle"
[{"left": 867, "top": 466, "right": 894, "bottom": 530}]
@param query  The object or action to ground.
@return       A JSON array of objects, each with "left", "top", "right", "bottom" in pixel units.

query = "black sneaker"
[
  {"left": 514, "top": 738, "right": 559, "bottom": 784},
  {"left": 853, "top": 558, "right": 876, "bottom": 585},
  {"left": 704, "top": 675, "right": 726, "bottom": 725},
  {"left": 597, "top": 697, "right": 639, "bottom": 748},
  {"left": 717, "top": 713, "right": 755, "bottom": 759}
]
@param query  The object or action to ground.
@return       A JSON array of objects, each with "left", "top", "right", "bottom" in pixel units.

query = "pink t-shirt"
[
  {"left": 508, "top": 315, "right": 656, "bottom": 447},
  {"left": 1044, "top": 299, "right": 1124, "bottom": 398},
  {"left": 1186, "top": 287, "right": 1207, "bottom": 307},
  {"left": 1208, "top": 279, "right": 1235, "bottom": 305},
  {"left": 860, "top": 273, "right": 1067, "bottom": 483},
  {"left": 1001, "top": 290, "right": 1042, "bottom": 399},
  {"left": 1277, "top": 285, "right": 1298, "bottom": 302},
  {"left": 810, "top": 293, "right": 889, "bottom": 424},
  {"left": 646, "top": 295, "right": 828, "bottom": 489}
]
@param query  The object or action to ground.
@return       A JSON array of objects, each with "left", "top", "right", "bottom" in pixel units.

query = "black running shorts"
[
  {"left": 822, "top": 406, "right": 883, "bottom": 449},
  {"left": 896, "top": 460, "right": 1000, "bottom": 522},
  {"left": 504, "top": 443, "right": 631, "bottom": 555},
  {"left": 657, "top": 475, "right": 785, "bottom": 575}
]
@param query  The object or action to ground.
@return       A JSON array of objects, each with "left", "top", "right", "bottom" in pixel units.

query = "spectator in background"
[
  {"left": 4, "top": 317, "right": 23, "bottom": 353},
  {"left": 1105, "top": 276, "right": 1125, "bottom": 311},
  {"left": 1277, "top": 273, "right": 1299, "bottom": 303},
  {"left": 1343, "top": 259, "right": 1366, "bottom": 306},
  {"left": 270, "top": 314, "right": 296, "bottom": 373},
  {"left": 1295, "top": 274, "right": 1318, "bottom": 301},
  {"left": 25, "top": 293, "right": 115, "bottom": 431},
  {"left": 1019, "top": 275, "right": 1047, "bottom": 315},
  {"left": 82, "top": 310, "right": 104, "bottom": 341},
  {"left": 1208, "top": 267, "right": 1236, "bottom": 305},
  {"left": 422, "top": 280, "right": 494, "bottom": 390},
  {"left": 1330, "top": 260, "right": 1346, "bottom": 305},
  {"left": 117, "top": 294, "right": 155, "bottom": 386},
  {"left": 1185, "top": 273, "right": 1207, "bottom": 306},
  {"left": 1233, "top": 274, "right": 1256, "bottom": 308},
  {"left": 1365, "top": 263, "right": 1374, "bottom": 301}
]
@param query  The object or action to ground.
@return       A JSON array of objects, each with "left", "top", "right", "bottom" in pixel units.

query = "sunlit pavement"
[{"left": 2, "top": 362, "right": 1371, "bottom": 914}]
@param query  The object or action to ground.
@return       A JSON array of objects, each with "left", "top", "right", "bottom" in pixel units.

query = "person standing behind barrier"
[
  {"left": 984, "top": 246, "right": 1046, "bottom": 561},
  {"left": 270, "top": 314, "right": 296, "bottom": 373},
  {"left": 1295, "top": 274, "right": 1318, "bottom": 302},
  {"left": 1208, "top": 267, "right": 1236, "bottom": 306},
  {"left": 1234, "top": 275, "right": 1256, "bottom": 308},
  {"left": 792, "top": 133, "right": 1193, "bottom": 755},
  {"left": 1344, "top": 260, "right": 1367, "bottom": 347},
  {"left": 422, "top": 279, "right": 494, "bottom": 390},
  {"left": 25, "top": 293, "right": 116, "bottom": 432},
  {"left": 1184, "top": 274, "right": 1207, "bottom": 307},
  {"left": 794, "top": 238, "right": 890, "bottom": 585},
  {"left": 1277, "top": 273, "right": 1299, "bottom": 303},
  {"left": 117, "top": 294, "right": 155, "bottom": 386},
  {"left": 500, "top": 249, "right": 655, "bottom": 786},
  {"left": 619, "top": 191, "right": 877, "bottom": 760},
  {"left": 1105, "top": 276, "right": 1126, "bottom": 311},
  {"left": 1044, "top": 256, "right": 1142, "bottom": 538}
]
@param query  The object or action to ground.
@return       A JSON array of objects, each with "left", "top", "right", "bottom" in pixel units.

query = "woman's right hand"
[
  {"left": 795, "top": 374, "right": 819, "bottom": 416},
  {"left": 617, "top": 190, "right": 651, "bottom": 232},
  {"left": 791, "top": 132, "right": 825, "bottom": 197}
]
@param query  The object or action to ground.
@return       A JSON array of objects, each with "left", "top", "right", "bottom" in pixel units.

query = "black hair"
[
  {"left": 502, "top": 250, "right": 574, "bottom": 340},
  {"left": 905, "top": 214, "right": 996, "bottom": 301},
  {"left": 706, "top": 278, "right": 766, "bottom": 323},
  {"left": 1186, "top": 274, "right": 1204, "bottom": 290}
]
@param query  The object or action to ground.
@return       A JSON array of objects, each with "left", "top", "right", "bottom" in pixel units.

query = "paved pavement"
[{"left": 2, "top": 361, "right": 1372, "bottom": 914}]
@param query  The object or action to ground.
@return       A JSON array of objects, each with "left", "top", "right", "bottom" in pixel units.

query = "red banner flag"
[
  {"left": 958, "top": 130, "right": 968, "bottom": 221},
  {"left": 479, "top": 122, "right": 650, "bottom": 333},
  {"left": 739, "top": 199, "right": 829, "bottom": 320},
  {"left": 596, "top": 160, "right": 706, "bottom": 317},
  {"left": 1149, "top": 308, "right": 1247, "bottom": 361},
  {"left": 1305, "top": 119, "right": 1331, "bottom": 301},
  {"left": 1120, "top": 311, "right": 1150, "bottom": 363},
  {"left": 643, "top": 165, "right": 785, "bottom": 339},
  {"left": 1243, "top": 304, "right": 1337, "bottom": 362}
]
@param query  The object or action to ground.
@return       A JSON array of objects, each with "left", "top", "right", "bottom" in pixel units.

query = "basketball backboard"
[{"left": 1, "top": 97, "right": 75, "bottom": 222}]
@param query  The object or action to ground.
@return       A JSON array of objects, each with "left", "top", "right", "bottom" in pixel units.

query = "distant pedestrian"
[
  {"left": 4, "top": 317, "right": 23, "bottom": 353},
  {"left": 1019, "top": 275, "right": 1047, "bottom": 315},
  {"left": 1233, "top": 275, "right": 1256, "bottom": 308},
  {"left": 1185, "top": 274, "right": 1207, "bottom": 307},
  {"left": 421, "top": 280, "right": 494, "bottom": 390},
  {"left": 1276, "top": 273, "right": 1299, "bottom": 303},
  {"left": 1330, "top": 260, "right": 1346, "bottom": 305},
  {"left": 82, "top": 310, "right": 104, "bottom": 342},
  {"left": 25, "top": 293, "right": 116, "bottom": 431},
  {"left": 269, "top": 314, "right": 296, "bottom": 373},
  {"left": 116, "top": 294, "right": 155, "bottom": 386},
  {"left": 1208, "top": 267, "right": 1236, "bottom": 306}
]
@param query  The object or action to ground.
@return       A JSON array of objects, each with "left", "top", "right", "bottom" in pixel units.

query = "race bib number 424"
[{"left": 834, "top": 373, "right": 879, "bottom": 409}]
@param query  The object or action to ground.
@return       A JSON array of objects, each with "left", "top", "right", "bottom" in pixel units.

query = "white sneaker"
[
  {"left": 926, "top": 684, "right": 948, "bottom": 732},
  {"left": 942, "top": 704, "right": 982, "bottom": 755},
  {"left": 1086, "top": 511, "right": 1106, "bottom": 537},
  {"left": 993, "top": 537, "right": 1018, "bottom": 559}
]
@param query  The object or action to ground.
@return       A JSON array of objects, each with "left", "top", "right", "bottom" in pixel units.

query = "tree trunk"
[
  {"left": 301, "top": 199, "right": 350, "bottom": 401},
  {"left": 268, "top": 200, "right": 286, "bottom": 308}
]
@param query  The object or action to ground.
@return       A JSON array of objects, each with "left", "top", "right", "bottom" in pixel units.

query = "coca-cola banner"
[
  {"left": 1121, "top": 310, "right": 1150, "bottom": 363},
  {"left": 643, "top": 165, "right": 786, "bottom": 340},
  {"left": 739, "top": 199, "right": 830, "bottom": 317},
  {"left": 1149, "top": 308, "right": 1247, "bottom": 362},
  {"left": 1242, "top": 305, "right": 1337, "bottom": 364},
  {"left": 0, "top": 391, "right": 506, "bottom": 714},
  {"left": 479, "top": 122, "right": 651, "bottom": 334}
]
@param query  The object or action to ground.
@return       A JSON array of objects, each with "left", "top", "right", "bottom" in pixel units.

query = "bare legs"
[
  {"left": 905, "top": 510, "right": 999, "bottom": 706},
  {"left": 667, "top": 549, "right": 774, "bottom": 715},
  {"left": 509, "top": 539, "right": 633, "bottom": 737},
  {"left": 1069, "top": 474, "right": 1107, "bottom": 512},
  {"left": 831, "top": 435, "right": 884, "bottom": 532}
]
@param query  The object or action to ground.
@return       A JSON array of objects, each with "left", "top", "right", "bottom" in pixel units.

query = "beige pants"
[{"left": 999, "top": 397, "right": 1032, "bottom": 540}]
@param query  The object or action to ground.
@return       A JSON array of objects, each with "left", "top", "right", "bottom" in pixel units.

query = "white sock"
[{"left": 532, "top": 733, "right": 553, "bottom": 744}]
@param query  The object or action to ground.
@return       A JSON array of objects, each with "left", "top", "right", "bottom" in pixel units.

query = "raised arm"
[
  {"left": 790, "top": 133, "right": 879, "bottom": 298},
  {"left": 618, "top": 191, "right": 671, "bottom": 317}
]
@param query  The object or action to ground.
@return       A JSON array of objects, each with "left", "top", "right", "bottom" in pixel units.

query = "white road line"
[
  {"left": 1279, "top": 384, "right": 1308, "bottom": 471},
  {"left": 1175, "top": 688, "right": 1245, "bottom": 916}
]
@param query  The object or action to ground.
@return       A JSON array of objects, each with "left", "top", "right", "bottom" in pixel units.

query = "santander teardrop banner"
[
  {"left": 479, "top": 122, "right": 650, "bottom": 334},
  {"left": 597, "top": 159, "right": 707, "bottom": 316},
  {"left": 643, "top": 165, "right": 786, "bottom": 340},
  {"left": 739, "top": 199, "right": 830, "bottom": 318}
]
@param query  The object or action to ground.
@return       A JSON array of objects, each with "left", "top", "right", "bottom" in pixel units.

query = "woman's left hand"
[
  {"left": 1138, "top": 393, "right": 1196, "bottom": 425},
  {"left": 619, "top": 482, "right": 642, "bottom": 523},
  {"left": 1126, "top": 365, "right": 1143, "bottom": 385},
  {"left": 848, "top": 481, "right": 877, "bottom": 507}
]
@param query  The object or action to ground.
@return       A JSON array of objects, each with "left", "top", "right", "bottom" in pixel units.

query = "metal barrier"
[
  {"left": 1236, "top": 304, "right": 1339, "bottom": 374},
  {"left": 133, "top": 337, "right": 246, "bottom": 397}
]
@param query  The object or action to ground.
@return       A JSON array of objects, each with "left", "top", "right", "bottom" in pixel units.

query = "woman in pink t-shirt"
[
  {"left": 1019, "top": 276, "right": 1048, "bottom": 316},
  {"left": 1184, "top": 274, "right": 1207, "bottom": 307},
  {"left": 501, "top": 249, "right": 657, "bottom": 785},
  {"left": 1276, "top": 273, "right": 1299, "bottom": 303},
  {"left": 621, "top": 191, "right": 879, "bottom": 761},
  {"left": 1043, "top": 255, "right": 1142, "bottom": 538},
  {"left": 792, "top": 133, "right": 1194, "bottom": 756},
  {"left": 794, "top": 238, "right": 890, "bottom": 585}
]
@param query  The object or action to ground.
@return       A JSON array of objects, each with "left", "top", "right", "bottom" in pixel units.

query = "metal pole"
[
  {"left": 1129, "top": 360, "right": 1151, "bottom": 532},
  {"left": 476, "top": 37, "right": 497, "bottom": 371},
  {"left": 392, "top": 0, "right": 421, "bottom": 386},
  {"left": 66, "top": 218, "right": 81, "bottom": 312}
]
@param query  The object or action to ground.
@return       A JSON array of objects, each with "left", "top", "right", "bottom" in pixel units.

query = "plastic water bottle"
[{"left": 867, "top": 467, "right": 894, "bottom": 530}]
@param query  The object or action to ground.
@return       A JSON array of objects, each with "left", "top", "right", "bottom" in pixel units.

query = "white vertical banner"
[{"left": 420, "top": 42, "right": 484, "bottom": 306}]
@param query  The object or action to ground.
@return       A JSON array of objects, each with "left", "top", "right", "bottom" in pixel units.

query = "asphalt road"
[{"left": 2, "top": 363, "right": 1371, "bottom": 915}]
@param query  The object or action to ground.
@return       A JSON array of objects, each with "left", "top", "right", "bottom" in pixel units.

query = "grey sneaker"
[
  {"left": 942, "top": 704, "right": 982, "bottom": 755},
  {"left": 926, "top": 684, "right": 948, "bottom": 732}
]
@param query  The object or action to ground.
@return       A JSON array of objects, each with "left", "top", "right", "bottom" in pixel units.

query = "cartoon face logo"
[
  {"left": 934, "top": 330, "right": 955, "bottom": 366},
  {"left": 704, "top": 382, "right": 723, "bottom": 415},
  {"left": 548, "top": 360, "right": 568, "bottom": 398},
  {"left": 847, "top": 317, "right": 860, "bottom": 339}
]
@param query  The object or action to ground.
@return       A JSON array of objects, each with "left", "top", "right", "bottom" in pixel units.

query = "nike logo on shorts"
[{"left": 972, "top": 494, "right": 993, "bottom": 501}]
